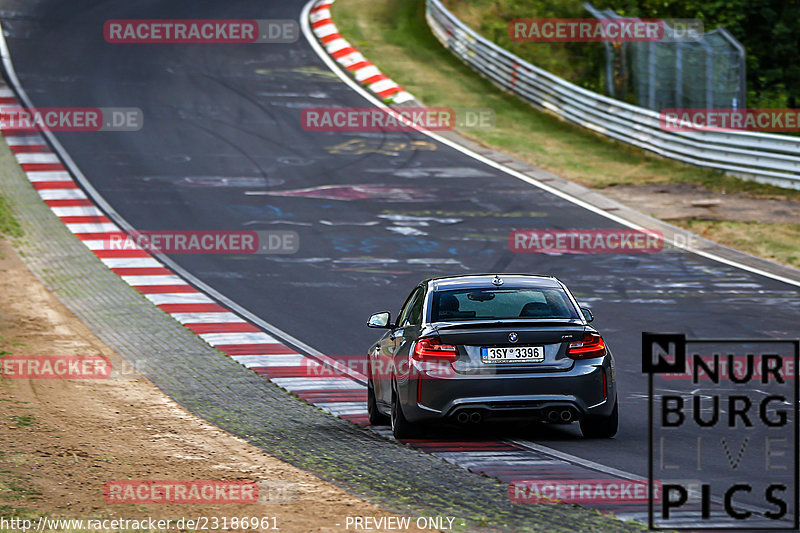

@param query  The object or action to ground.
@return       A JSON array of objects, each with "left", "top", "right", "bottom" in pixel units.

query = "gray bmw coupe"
[{"left": 366, "top": 274, "right": 618, "bottom": 439}]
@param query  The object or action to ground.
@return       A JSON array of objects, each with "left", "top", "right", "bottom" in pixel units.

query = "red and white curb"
[
  {"left": 309, "top": 0, "right": 414, "bottom": 104},
  {"left": 0, "top": 85, "right": 371, "bottom": 426}
]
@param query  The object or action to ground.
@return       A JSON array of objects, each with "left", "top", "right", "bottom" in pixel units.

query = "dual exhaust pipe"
[
  {"left": 546, "top": 408, "right": 574, "bottom": 423},
  {"left": 454, "top": 407, "right": 575, "bottom": 424},
  {"left": 455, "top": 411, "right": 483, "bottom": 424}
]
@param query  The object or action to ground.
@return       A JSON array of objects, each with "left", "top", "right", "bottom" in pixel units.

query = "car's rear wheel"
[
  {"left": 367, "top": 379, "right": 389, "bottom": 426},
  {"left": 390, "top": 381, "right": 419, "bottom": 439},
  {"left": 580, "top": 398, "right": 618, "bottom": 438}
]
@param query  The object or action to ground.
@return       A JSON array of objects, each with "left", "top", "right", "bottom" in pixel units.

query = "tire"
[
  {"left": 390, "top": 381, "right": 419, "bottom": 439},
  {"left": 367, "top": 379, "right": 389, "bottom": 426},
  {"left": 580, "top": 398, "right": 618, "bottom": 438}
]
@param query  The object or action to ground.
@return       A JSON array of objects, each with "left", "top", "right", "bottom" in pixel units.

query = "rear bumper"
[
  {"left": 443, "top": 396, "right": 593, "bottom": 424},
  {"left": 399, "top": 356, "right": 616, "bottom": 424}
]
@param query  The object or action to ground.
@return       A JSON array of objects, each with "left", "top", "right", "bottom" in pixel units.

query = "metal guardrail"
[{"left": 426, "top": 0, "right": 800, "bottom": 189}]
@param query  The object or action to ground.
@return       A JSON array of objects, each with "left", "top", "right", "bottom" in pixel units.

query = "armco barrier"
[{"left": 425, "top": 0, "right": 800, "bottom": 190}]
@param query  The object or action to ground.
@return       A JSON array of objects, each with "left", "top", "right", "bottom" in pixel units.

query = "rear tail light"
[
  {"left": 567, "top": 333, "right": 606, "bottom": 359},
  {"left": 412, "top": 337, "right": 457, "bottom": 361}
]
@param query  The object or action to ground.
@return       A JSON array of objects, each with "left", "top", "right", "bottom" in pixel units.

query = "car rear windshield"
[{"left": 431, "top": 288, "right": 579, "bottom": 322}]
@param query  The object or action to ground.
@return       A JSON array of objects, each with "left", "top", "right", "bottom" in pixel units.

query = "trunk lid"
[{"left": 432, "top": 320, "right": 587, "bottom": 374}]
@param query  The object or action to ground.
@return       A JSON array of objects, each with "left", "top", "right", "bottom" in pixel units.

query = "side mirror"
[
  {"left": 581, "top": 307, "right": 594, "bottom": 323},
  {"left": 367, "top": 311, "right": 392, "bottom": 329}
]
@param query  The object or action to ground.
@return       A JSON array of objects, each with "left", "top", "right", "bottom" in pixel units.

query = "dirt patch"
[
  {"left": 601, "top": 182, "right": 800, "bottom": 224},
  {"left": 0, "top": 237, "right": 427, "bottom": 532}
]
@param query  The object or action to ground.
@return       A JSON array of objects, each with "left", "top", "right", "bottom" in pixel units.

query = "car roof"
[{"left": 426, "top": 274, "right": 564, "bottom": 291}]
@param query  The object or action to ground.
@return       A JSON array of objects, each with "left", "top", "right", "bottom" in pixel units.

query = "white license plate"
[{"left": 481, "top": 346, "right": 545, "bottom": 363}]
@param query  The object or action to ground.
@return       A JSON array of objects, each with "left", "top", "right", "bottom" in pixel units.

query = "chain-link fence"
[{"left": 585, "top": 2, "right": 746, "bottom": 111}]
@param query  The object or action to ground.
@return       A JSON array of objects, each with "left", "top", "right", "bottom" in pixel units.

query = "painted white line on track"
[
  {"left": 51, "top": 206, "right": 105, "bottom": 217},
  {"left": 171, "top": 312, "right": 247, "bottom": 324},
  {"left": 36, "top": 189, "right": 86, "bottom": 200},
  {"left": 144, "top": 293, "right": 216, "bottom": 306},
  {"left": 120, "top": 275, "right": 186, "bottom": 286},
  {"left": 317, "top": 402, "right": 369, "bottom": 416},
  {"left": 4, "top": 135, "right": 46, "bottom": 146},
  {"left": 508, "top": 439, "right": 646, "bottom": 481},
  {"left": 80, "top": 239, "right": 131, "bottom": 251},
  {"left": 14, "top": 152, "right": 60, "bottom": 163},
  {"left": 198, "top": 332, "right": 280, "bottom": 345},
  {"left": 98, "top": 257, "right": 163, "bottom": 269},
  {"left": 232, "top": 354, "right": 307, "bottom": 368},
  {"left": 272, "top": 377, "right": 360, "bottom": 391},
  {"left": 65, "top": 222, "right": 118, "bottom": 233},
  {"left": 26, "top": 170, "right": 73, "bottom": 181}
]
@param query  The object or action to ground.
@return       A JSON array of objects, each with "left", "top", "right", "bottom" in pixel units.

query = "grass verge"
[
  {"left": 0, "top": 195, "right": 22, "bottom": 239},
  {"left": 678, "top": 220, "right": 800, "bottom": 268}
]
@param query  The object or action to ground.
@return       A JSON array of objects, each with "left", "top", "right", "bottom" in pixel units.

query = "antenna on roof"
[{"left": 492, "top": 275, "right": 504, "bottom": 286}]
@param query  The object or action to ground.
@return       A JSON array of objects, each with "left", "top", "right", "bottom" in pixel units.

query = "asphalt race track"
[{"left": 1, "top": 0, "right": 798, "bottom": 526}]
